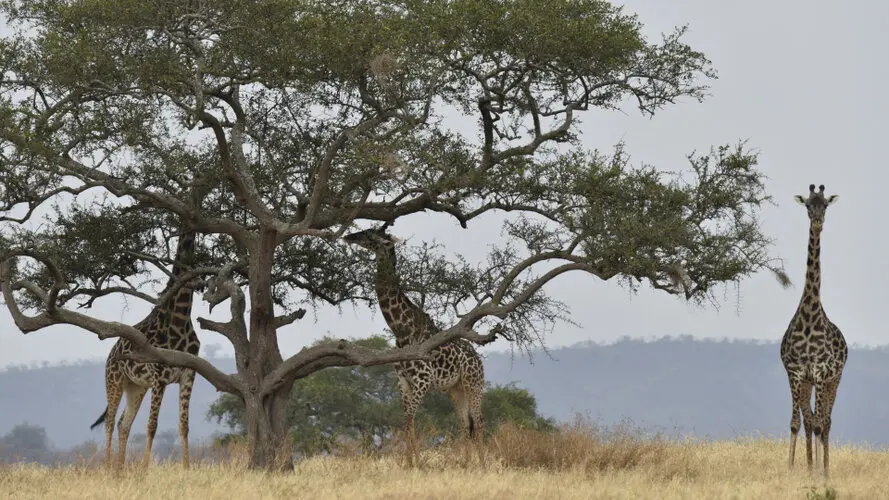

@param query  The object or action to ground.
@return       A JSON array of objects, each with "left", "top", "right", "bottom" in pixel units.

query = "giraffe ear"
[
  {"left": 826, "top": 194, "right": 839, "bottom": 205},
  {"left": 793, "top": 195, "right": 807, "bottom": 205}
]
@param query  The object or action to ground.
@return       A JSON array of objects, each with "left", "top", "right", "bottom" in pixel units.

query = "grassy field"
[{"left": 2, "top": 423, "right": 887, "bottom": 499}]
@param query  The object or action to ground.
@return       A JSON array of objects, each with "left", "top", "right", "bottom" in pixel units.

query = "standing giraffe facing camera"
[
  {"left": 343, "top": 226, "right": 490, "bottom": 466},
  {"left": 780, "top": 183, "right": 847, "bottom": 478}
]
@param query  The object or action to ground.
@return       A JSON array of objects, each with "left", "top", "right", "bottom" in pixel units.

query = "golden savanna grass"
[{"left": 2, "top": 422, "right": 888, "bottom": 499}]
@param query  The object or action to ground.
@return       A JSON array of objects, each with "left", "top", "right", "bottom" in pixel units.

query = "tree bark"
[
  {"left": 242, "top": 226, "right": 293, "bottom": 470},
  {"left": 243, "top": 385, "right": 294, "bottom": 471}
]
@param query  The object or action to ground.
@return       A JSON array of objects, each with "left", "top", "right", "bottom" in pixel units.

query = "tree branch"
[
  {"left": 0, "top": 252, "right": 240, "bottom": 394},
  {"left": 197, "top": 261, "right": 249, "bottom": 351},
  {"left": 300, "top": 115, "right": 388, "bottom": 230},
  {"left": 0, "top": 129, "right": 252, "bottom": 244},
  {"left": 274, "top": 308, "right": 307, "bottom": 329},
  {"left": 260, "top": 323, "right": 505, "bottom": 396}
]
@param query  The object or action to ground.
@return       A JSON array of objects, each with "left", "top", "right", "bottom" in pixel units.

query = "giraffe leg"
[
  {"left": 117, "top": 384, "right": 148, "bottom": 468},
  {"left": 398, "top": 374, "right": 425, "bottom": 468},
  {"left": 788, "top": 377, "right": 813, "bottom": 471},
  {"left": 820, "top": 378, "right": 841, "bottom": 479},
  {"left": 448, "top": 385, "right": 471, "bottom": 465},
  {"left": 788, "top": 404, "right": 798, "bottom": 470},
  {"left": 467, "top": 385, "right": 485, "bottom": 444},
  {"left": 800, "top": 381, "right": 814, "bottom": 471},
  {"left": 178, "top": 370, "right": 196, "bottom": 469},
  {"left": 465, "top": 377, "right": 486, "bottom": 467},
  {"left": 402, "top": 402, "right": 418, "bottom": 468},
  {"left": 812, "top": 381, "right": 827, "bottom": 477},
  {"left": 448, "top": 386, "right": 471, "bottom": 441},
  {"left": 143, "top": 382, "right": 166, "bottom": 467},
  {"left": 103, "top": 370, "right": 125, "bottom": 469}
]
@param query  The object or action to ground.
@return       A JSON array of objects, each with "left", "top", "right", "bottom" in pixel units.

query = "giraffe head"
[
  {"left": 342, "top": 227, "right": 400, "bottom": 254},
  {"left": 794, "top": 184, "right": 839, "bottom": 232}
]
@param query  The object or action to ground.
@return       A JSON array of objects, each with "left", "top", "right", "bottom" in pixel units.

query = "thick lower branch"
[{"left": 261, "top": 324, "right": 503, "bottom": 396}]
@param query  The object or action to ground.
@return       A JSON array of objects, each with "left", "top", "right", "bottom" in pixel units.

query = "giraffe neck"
[
  {"left": 162, "top": 228, "right": 197, "bottom": 317},
  {"left": 373, "top": 246, "right": 427, "bottom": 346},
  {"left": 798, "top": 222, "right": 822, "bottom": 310}
]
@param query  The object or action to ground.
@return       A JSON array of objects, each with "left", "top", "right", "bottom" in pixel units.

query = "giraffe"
[
  {"left": 343, "top": 227, "right": 488, "bottom": 465},
  {"left": 89, "top": 225, "right": 202, "bottom": 469},
  {"left": 780, "top": 183, "right": 847, "bottom": 478}
]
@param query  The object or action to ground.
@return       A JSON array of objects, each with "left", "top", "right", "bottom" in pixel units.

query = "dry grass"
[{"left": 2, "top": 423, "right": 888, "bottom": 499}]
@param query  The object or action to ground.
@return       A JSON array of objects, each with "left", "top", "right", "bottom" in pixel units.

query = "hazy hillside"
[{"left": 3, "top": 336, "right": 889, "bottom": 450}]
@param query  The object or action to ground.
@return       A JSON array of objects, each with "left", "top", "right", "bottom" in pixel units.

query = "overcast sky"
[{"left": 1, "top": 0, "right": 886, "bottom": 369}]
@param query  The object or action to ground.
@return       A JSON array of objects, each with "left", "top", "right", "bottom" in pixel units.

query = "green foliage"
[
  {"left": 208, "top": 336, "right": 554, "bottom": 454},
  {"left": 0, "top": 1, "right": 773, "bottom": 336}
]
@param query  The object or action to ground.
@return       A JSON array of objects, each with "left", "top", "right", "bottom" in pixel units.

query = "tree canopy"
[{"left": 0, "top": 0, "right": 787, "bottom": 469}]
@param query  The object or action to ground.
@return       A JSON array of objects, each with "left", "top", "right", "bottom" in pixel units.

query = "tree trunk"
[
  {"left": 243, "top": 385, "right": 294, "bottom": 471},
  {"left": 242, "top": 226, "right": 293, "bottom": 471}
]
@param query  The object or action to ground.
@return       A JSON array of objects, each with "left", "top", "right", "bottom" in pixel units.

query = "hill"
[{"left": 2, "top": 336, "right": 889, "bottom": 450}]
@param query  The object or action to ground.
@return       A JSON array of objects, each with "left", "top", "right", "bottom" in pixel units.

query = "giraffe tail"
[
  {"left": 468, "top": 415, "right": 475, "bottom": 438},
  {"left": 89, "top": 407, "right": 108, "bottom": 431}
]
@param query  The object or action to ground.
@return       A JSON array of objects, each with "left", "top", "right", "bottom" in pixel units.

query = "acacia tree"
[{"left": 0, "top": 0, "right": 787, "bottom": 470}]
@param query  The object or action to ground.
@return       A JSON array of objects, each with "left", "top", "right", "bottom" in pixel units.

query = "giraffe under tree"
[
  {"left": 89, "top": 224, "right": 202, "bottom": 468},
  {"left": 343, "top": 226, "right": 496, "bottom": 465},
  {"left": 780, "top": 183, "right": 847, "bottom": 478}
]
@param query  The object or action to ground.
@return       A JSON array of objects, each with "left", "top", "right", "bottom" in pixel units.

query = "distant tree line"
[{"left": 0, "top": 422, "right": 192, "bottom": 465}]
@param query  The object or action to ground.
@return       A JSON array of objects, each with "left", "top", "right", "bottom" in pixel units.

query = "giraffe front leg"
[
  {"left": 799, "top": 381, "right": 814, "bottom": 471},
  {"left": 398, "top": 373, "right": 425, "bottom": 469},
  {"left": 812, "top": 382, "right": 827, "bottom": 477},
  {"left": 403, "top": 409, "right": 416, "bottom": 468},
  {"left": 788, "top": 377, "right": 814, "bottom": 472},
  {"left": 178, "top": 370, "right": 196, "bottom": 469},
  {"left": 787, "top": 378, "right": 802, "bottom": 470},
  {"left": 143, "top": 383, "right": 166, "bottom": 467},
  {"left": 821, "top": 378, "right": 840, "bottom": 479}
]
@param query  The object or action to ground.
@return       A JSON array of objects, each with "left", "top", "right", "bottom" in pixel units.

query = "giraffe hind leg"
[
  {"left": 117, "top": 383, "right": 148, "bottom": 468},
  {"left": 103, "top": 372, "right": 125, "bottom": 468},
  {"left": 447, "top": 386, "right": 471, "bottom": 441},
  {"left": 464, "top": 373, "right": 486, "bottom": 467},
  {"left": 448, "top": 385, "right": 472, "bottom": 466}
]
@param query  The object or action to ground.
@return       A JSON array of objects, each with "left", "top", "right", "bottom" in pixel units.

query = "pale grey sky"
[{"left": 1, "top": 0, "right": 886, "bottom": 369}]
